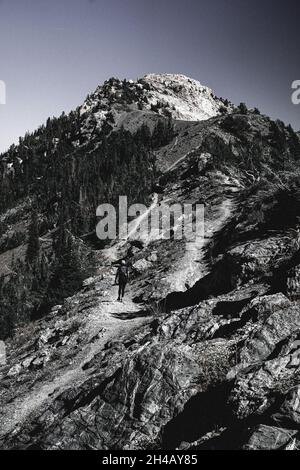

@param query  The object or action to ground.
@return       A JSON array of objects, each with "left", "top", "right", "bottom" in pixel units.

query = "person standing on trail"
[{"left": 115, "top": 260, "right": 129, "bottom": 302}]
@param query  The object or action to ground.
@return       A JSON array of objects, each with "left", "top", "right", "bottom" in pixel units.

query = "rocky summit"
[{"left": 0, "top": 74, "right": 300, "bottom": 450}]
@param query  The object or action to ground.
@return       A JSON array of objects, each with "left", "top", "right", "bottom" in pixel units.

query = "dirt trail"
[
  {"left": 166, "top": 145, "right": 201, "bottom": 173},
  {"left": 170, "top": 197, "right": 235, "bottom": 292},
  {"left": 100, "top": 193, "right": 159, "bottom": 263}
]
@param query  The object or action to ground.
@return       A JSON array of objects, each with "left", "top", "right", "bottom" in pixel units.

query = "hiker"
[{"left": 115, "top": 260, "right": 129, "bottom": 301}]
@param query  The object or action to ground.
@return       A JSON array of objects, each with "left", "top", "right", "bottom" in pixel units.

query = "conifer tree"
[{"left": 26, "top": 209, "right": 40, "bottom": 264}]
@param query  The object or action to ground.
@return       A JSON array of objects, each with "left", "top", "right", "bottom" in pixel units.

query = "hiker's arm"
[{"left": 115, "top": 270, "right": 119, "bottom": 284}]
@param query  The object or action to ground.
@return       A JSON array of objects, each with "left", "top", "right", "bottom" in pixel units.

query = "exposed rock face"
[{"left": 142, "top": 74, "right": 227, "bottom": 121}]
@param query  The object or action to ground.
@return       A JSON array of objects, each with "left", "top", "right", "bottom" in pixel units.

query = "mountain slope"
[{"left": 1, "top": 75, "right": 300, "bottom": 450}]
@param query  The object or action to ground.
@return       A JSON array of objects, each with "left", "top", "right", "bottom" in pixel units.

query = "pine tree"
[
  {"left": 238, "top": 102, "right": 248, "bottom": 115},
  {"left": 46, "top": 217, "right": 85, "bottom": 306},
  {"left": 26, "top": 209, "right": 40, "bottom": 264}
]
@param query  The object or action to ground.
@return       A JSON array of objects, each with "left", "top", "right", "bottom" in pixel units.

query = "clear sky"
[{"left": 0, "top": 0, "right": 299, "bottom": 153}]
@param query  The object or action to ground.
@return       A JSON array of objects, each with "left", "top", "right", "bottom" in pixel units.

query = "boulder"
[
  {"left": 275, "top": 385, "right": 300, "bottom": 426},
  {"left": 147, "top": 252, "right": 158, "bottom": 263},
  {"left": 38, "top": 328, "right": 59, "bottom": 347},
  {"left": 239, "top": 303, "right": 300, "bottom": 365},
  {"left": 31, "top": 357, "right": 45, "bottom": 370},
  {"left": 83, "top": 277, "right": 95, "bottom": 287},
  {"left": 7, "top": 363, "right": 22, "bottom": 377},
  {"left": 22, "top": 356, "right": 34, "bottom": 369},
  {"left": 197, "top": 152, "right": 212, "bottom": 173},
  {"left": 132, "top": 258, "right": 152, "bottom": 274}
]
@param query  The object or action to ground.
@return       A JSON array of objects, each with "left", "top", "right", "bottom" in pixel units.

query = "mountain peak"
[{"left": 79, "top": 73, "right": 231, "bottom": 136}]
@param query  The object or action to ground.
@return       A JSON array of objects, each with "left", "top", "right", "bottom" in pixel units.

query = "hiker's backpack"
[{"left": 119, "top": 265, "right": 128, "bottom": 282}]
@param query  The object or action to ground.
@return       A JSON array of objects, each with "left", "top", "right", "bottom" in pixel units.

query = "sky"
[{"left": 0, "top": 0, "right": 299, "bottom": 153}]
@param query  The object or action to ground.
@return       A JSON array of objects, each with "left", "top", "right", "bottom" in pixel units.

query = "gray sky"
[{"left": 0, "top": 0, "right": 299, "bottom": 153}]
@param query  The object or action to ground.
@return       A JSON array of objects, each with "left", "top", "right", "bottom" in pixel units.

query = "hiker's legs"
[
  {"left": 117, "top": 281, "right": 127, "bottom": 300},
  {"left": 118, "top": 283, "right": 122, "bottom": 300},
  {"left": 121, "top": 281, "right": 127, "bottom": 298}
]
